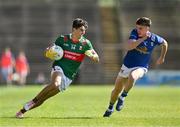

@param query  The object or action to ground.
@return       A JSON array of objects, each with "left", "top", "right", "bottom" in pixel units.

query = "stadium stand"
[
  {"left": 0, "top": 0, "right": 179, "bottom": 84},
  {"left": 117, "top": 0, "right": 180, "bottom": 70},
  {"left": 0, "top": 0, "right": 104, "bottom": 84}
]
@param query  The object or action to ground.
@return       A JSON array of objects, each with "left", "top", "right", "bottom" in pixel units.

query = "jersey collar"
[{"left": 69, "top": 33, "right": 83, "bottom": 43}]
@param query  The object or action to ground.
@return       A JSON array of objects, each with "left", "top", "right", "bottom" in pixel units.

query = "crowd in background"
[{"left": 0, "top": 47, "right": 30, "bottom": 85}]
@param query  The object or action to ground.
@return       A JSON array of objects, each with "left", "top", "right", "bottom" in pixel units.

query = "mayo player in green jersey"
[{"left": 16, "top": 18, "right": 99, "bottom": 118}]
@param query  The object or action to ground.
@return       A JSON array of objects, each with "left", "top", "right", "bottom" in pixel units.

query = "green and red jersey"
[{"left": 53, "top": 34, "right": 93, "bottom": 80}]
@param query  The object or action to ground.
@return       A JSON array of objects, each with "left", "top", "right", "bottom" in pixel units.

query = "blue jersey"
[{"left": 123, "top": 29, "right": 165, "bottom": 68}]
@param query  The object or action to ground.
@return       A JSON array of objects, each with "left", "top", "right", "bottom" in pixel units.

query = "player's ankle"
[
  {"left": 108, "top": 102, "right": 114, "bottom": 110},
  {"left": 121, "top": 90, "right": 128, "bottom": 97},
  {"left": 119, "top": 90, "right": 128, "bottom": 100},
  {"left": 20, "top": 108, "right": 27, "bottom": 114},
  {"left": 24, "top": 100, "right": 35, "bottom": 111}
]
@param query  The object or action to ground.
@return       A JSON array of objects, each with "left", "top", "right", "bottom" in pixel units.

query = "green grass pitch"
[{"left": 0, "top": 85, "right": 180, "bottom": 127}]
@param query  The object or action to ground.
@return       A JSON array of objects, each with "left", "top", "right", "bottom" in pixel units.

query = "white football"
[{"left": 50, "top": 44, "right": 64, "bottom": 60}]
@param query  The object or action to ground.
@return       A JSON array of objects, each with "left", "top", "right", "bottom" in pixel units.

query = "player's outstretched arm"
[
  {"left": 85, "top": 49, "right": 99, "bottom": 63},
  {"left": 156, "top": 40, "right": 168, "bottom": 65}
]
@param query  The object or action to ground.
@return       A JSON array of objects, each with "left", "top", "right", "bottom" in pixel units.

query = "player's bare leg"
[
  {"left": 31, "top": 72, "right": 61, "bottom": 106},
  {"left": 110, "top": 77, "right": 127, "bottom": 104},
  {"left": 116, "top": 68, "right": 145, "bottom": 111},
  {"left": 16, "top": 72, "right": 62, "bottom": 118},
  {"left": 103, "top": 76, "right": 127, "bottom": 117}
]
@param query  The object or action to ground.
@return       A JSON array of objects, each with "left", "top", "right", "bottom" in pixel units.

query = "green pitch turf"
[{"left": 0, "top": 85, "right": 180, "bottom": 127}]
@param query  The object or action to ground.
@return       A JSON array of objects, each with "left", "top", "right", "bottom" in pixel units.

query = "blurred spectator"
[
  {"left": 35, "top": 72, "right": 46, "bottom": 85},
  {"left": 15, "top": 51, "right": 30, "bottom": 85},
  {"left": 0, "top": 47, "right": 14, "bottom": 85}
]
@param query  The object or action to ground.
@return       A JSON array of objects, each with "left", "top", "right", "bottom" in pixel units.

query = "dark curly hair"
[{"left": 72, "top": 18, "right": 88, "bottom": 29}]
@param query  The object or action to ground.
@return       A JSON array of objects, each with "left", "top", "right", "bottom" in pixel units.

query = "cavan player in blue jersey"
[{"left": 103, "top": 17, "right": 168, "bottom": 117}]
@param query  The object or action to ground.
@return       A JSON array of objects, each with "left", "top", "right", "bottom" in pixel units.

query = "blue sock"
[
  {"left": 108, "top": 102, "right": 114, "bottom": 110},
  {"left": 119, "top": 90, "right": 128, "bottom": 101},
  {"left": 121, "top": 90, "right": 128, "bottom": 97}
]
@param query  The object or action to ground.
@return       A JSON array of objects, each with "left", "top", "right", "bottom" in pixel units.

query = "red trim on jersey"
[
  {"left": 71, "top": 39, "right": 79, "bottom": 43},
  {"left": 63, "top": 50, "right": 85, "bottom": 62},
  {"left": 64, "top": 36, "right": 68, "bottom": 42},
  {"left": 82, "top": 41, "right": 87, "bottom": 45}
]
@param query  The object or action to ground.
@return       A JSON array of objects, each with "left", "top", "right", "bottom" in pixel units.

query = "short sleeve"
[
  {"left": 84, "top": 39, "right": 93, "bottom": 51},
  {"left": 129, "top": 29, "right": 138, "bottom": 40},
  {"left": 155, "top": 35, "right": 165, "bottom": 46},
  {"left": 54, "top": 35, "right": 64, "bottom": 46}
]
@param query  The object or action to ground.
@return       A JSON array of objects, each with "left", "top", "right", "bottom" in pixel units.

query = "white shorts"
[
  {"left": 51, "top": 66, "right": 72, "bottom": 92},
  {"left": 118, "top": 64, "right": 148, "bottom": 78}
]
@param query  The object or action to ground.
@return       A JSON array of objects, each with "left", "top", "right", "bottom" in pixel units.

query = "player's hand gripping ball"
[{"left": 46, "top": 44, "right": 64, "bottom": 60}]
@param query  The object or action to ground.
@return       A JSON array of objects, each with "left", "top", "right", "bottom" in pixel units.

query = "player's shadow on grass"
[
  {"left": 0, "top": 116, "right": 96, "bottom": 119},
  {"left": 39, "top": 116, "right": 96, "bottom": 119}
]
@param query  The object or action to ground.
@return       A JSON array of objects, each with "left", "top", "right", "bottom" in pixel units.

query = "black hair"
[
  {"left": 72, "top": 18, "right": 88, "bottom": 29},
  {"left": 136, "top": 17, "right": 151, "bottom": 27}
]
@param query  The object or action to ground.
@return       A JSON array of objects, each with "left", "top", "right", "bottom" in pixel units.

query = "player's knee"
[
  {"left": 51, "top": 72, "right": 62, "bottom": 86},
  {"left": 54, "top": 80, "right": 61, "bottom": 87},
  {"left": 130, "top": 71, "right": 144, "bottom": 81},
  {"left": 50, "top": 80, "right": 61, "bottom": 90},
  {"left": 129, "top": 71, "right": 138, "bottom": 81},
  {"left": 51, "top": 78, "right": 61, "bottom": 87}
]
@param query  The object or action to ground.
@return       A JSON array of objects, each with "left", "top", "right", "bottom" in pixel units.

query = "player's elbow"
[
  {"left": 90, "top": 54, "right": 99, "bottom": 63},
  {"left": 161, "top": 40, "right": 168, "bottom": 52},
  {"left": 125, "top": 40, "right": 134, "bottom": 51},
  {"left": 127, "top": 43, "right": 135, "bottom": 50},
  {"left": 126, "top": 40, "right": 136, "bottom": 50},
  {"left": 93, "top": 55, "right": 100, "bottom": 63},
  {"left": 163, "top": 40, "right": 168, "bottom": 48},
  {"left": 96, "top": 56, "right": 100, "bottom": 63}
]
